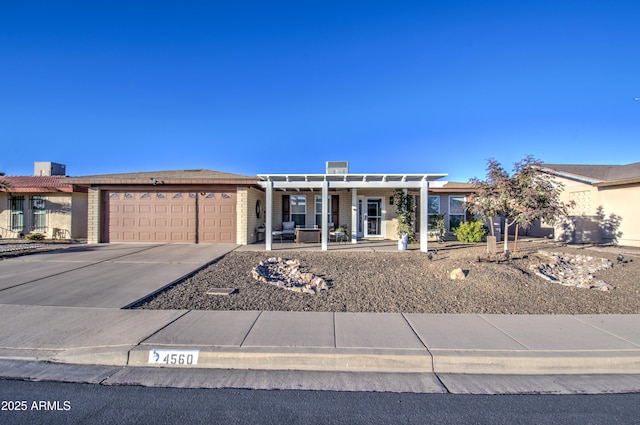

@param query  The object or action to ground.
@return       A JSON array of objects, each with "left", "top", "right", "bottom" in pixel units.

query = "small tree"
[
  {"left": 467, "top": 159, "right": 508, "bottom": 238},
  {"left": 466, "top": 156, "right": 572, "bottom": 253},
  {"left": 392, "top": 189, "right": 417, "bottom": 243}
]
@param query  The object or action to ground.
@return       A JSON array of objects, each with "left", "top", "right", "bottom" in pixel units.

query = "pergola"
[{"left": 258, "top": 173, "right": 448, "bottom": 252}]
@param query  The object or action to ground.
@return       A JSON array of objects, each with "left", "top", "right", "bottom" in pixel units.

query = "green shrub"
[
  {"left": 25, "top": 232, "right": 46, "bottom": 241},
  {"left": 453, "top": 221, "right": 486, "bottom": 243}
]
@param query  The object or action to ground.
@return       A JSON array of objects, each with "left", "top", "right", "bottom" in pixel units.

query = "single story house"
[
  {"left": 61, "top": 162, "right": 476, "bottom": 251},
  {"left": 0, "top": 175, "right": 88, "bottom": 240},
  {"left": 528, "top": 162, "right": 640, "bottom": 247}
]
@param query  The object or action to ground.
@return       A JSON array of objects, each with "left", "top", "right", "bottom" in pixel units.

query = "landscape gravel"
[{"left": 136, "top": 240, "right": 640, "bottom": 314}]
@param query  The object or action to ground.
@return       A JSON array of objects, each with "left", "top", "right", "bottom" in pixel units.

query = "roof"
[
  {"left": 430, "top": 181, "right": 477, "bottom": 193},
  {"left": 540, "top": 162, "right": 640, "bottom": 187},
  {"left": 0, "top": 176, "right": 80, "bottom": 193},
  {"left": 64, "top": 169, "right": 259, "bottom": 186}
]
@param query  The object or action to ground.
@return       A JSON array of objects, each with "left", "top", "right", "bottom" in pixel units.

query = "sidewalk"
[{"left": 1, "top": 304, "right": 639, "bottom": 375}]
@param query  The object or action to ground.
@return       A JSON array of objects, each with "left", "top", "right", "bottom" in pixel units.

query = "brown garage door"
[{"left": 106, "top": 191, "right": 236, "bottom": 243}]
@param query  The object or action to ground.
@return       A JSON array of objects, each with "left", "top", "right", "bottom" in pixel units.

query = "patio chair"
[{"left": 281, "top": 221, "right": 296, "bottom": 241}]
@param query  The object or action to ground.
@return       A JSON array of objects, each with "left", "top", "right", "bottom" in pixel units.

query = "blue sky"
[{"left": 1, "top": 1, "right": 639, "bottom": 182}]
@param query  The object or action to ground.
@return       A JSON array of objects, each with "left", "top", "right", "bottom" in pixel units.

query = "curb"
[
  {"left": 128, "top": 346, "right": 434, "bottom": 373},
  {"left": 41, "top": 346, "right": 640, "bottom": 376},
  {"left": 431, "top": 350, "right": 640, "bottom": 375}
]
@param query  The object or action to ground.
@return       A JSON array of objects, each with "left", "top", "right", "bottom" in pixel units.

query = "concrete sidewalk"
[{"left": 1, "top": 305, "right": 639, "bottom": 376}]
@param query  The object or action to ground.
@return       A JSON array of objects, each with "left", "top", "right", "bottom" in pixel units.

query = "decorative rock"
[
  {"left": 529, "top": 251, "right": 614, "bottom": 291},
  {"left": 449, "top": 268, "right": 466, "bottom": 280},
  {"left": 252, "top": 257, "right": 331, "bottom": 294}
]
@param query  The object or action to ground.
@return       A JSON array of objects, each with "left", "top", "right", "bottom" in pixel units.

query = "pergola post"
[
  {"left": 321, "top": 180, "right": 329, "bottom": 251},
  {"left": 351, "top": 188, "right": 358, "bottom": 243},
  {"left": 265, "top": 180, "right": 273, "bottom": 251},
  {"left": 420, "top": 179, "right": 429, "bottom": 253}
]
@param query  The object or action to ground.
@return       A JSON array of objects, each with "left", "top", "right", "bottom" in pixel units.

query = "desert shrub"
[
  {"left": 25, "top": 232, "right": 46, "bottom": 241},
  {"left": 453, "top": 221, "right": 486, "bottom": 243}
]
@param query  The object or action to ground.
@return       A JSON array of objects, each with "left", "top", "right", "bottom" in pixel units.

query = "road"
[{"left": 1, "top": 379, "right": 639, "bottom": 424}]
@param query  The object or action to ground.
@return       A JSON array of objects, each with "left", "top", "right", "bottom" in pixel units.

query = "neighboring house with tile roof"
[
  {"left": 0, "top": 173, "right": 88, "bottom": 240},
  {"left": 530, "top": 162, "right": 640, "bottom": 247}
]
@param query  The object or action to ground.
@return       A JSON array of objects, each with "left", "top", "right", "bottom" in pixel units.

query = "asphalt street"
[{"left": 2, "top": 379, "right": 640, "bottom": 425}]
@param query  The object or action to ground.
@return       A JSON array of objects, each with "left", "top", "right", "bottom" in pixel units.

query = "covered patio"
[{"left": 258, "top": 173, "right": 447, "bottom": 252}]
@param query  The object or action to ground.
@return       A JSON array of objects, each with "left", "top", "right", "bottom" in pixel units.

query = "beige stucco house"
[
  {"left": 530, "top": 162, "right": 640, "bottom": 247},
  {"left": 59, "top": 162, "right": 474, "bottom": 251},
  {"left": 0, "top": 175, "right": 88, "bottom": 240}
]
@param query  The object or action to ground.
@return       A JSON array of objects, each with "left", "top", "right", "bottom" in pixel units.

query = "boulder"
[{"left": 449, "top": 268, "right": 466, "bottom": 280}]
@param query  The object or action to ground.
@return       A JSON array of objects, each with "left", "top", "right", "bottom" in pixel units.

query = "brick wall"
[
  {"left": 87, "top": 188, "right": 101, "bottom": 244},
  {"left": 237, "top": 187, "right": 266, "bottom": 244}
]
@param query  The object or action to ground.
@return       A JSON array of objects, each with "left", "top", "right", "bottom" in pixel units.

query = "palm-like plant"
[{"left": 0, "top": 172, "right": 12, "bottom": 191}]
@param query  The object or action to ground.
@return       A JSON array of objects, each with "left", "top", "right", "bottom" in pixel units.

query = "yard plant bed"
[{"left": 135, "top": 241, "right": 640, "bottom": 314}]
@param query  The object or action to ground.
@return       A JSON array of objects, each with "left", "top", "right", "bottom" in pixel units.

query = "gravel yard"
[
  {"left": 0, "top": 240, "right": 74, "bottom": 258},
  {"left": 135, "top": 240, "right": 640, "bottom": 314}
]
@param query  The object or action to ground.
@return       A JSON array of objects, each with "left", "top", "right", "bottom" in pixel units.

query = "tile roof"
[
  {"left": 0, "top": 176, "right": 77, "bottom": 193},
  {"left": 541, "top": 162, "right": 640, "bottom": 185}
]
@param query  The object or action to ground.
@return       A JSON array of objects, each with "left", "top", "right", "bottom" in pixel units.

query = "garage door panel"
[
  {"left": 107, "top": 190, "right": 236, "bottom": 243},
  {"left": 139, "top": 232, "right": 152, "bottom": 241}
]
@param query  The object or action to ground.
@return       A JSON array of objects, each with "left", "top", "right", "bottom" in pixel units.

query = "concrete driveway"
[{"left": 0, "top": 243, "right": 237, "bottom": 308}]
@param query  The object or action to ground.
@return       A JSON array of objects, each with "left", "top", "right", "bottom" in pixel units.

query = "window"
[
  {"left": 9, "top": 195, "right": 24, "bottom": 231},
  {"left": 427, "top": 196, "right": 440, "bottom": 228},
  {"left": 31, "top": 196, "right": 46, "bottom": 231},
  {"left": 449, "top": 196, "right": 466, "bottom": 231},
  {"left": 290, "top": 195, "right": 306, "bottom": 227},
  {"left": 314, "top": 196, "right": 332, "bottom": 227}
]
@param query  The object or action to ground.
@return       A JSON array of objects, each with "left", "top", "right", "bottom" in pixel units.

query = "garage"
[
  {"left": 65, "top": 168, "right": 260, "bottom": 245},
  {"left": 106, "top": 190, "right": 237, "bottom": 243}
]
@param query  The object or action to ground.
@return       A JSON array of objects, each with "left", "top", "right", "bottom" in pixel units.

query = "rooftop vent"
[
  {"left": 326, "top": 161, "right": 349, "bottom": 174},
  {"left": 34, "top": 162, "right": 66, "bottom": 176}
]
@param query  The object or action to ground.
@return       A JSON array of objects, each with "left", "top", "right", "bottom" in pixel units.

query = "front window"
[
  {"left": 290, "top": 195, "right": 306, "bottom": 227},
  {"left": 10, "top": 196, "right": 25, "bottom": 231},
  {"left": 314, "top": 196, "right": 332, "bottom": 227},
  {"left": 32, "top": 196, "right": 47, "bottom": 231},
  {"left": 449, "top": 196, "right": 466, "bottom": 231},
  {"left": 427, "top": 196, "right": 440, "bottom": 228}
]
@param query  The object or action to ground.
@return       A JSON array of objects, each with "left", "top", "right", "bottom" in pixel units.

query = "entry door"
[{"left": 365, "top": 198, "right": 383, "bottom": 237}]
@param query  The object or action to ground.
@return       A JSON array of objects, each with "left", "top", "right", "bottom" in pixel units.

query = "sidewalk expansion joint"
[
  {"left": 128, "top": 310, "right": 193, "bottom": 365},
  {"left": 239, "top": 311, "right": 263, "bottom": 347},
  {"left": 478, "top": 314, "right": 529, "bottom": 350},
  {"left": 400, "top": 313, "right": 436, "bottom": 374}
]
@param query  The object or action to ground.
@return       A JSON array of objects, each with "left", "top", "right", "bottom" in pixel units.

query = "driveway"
[{"left": 0, "top": 243, "right": 237, "bottom": 308}]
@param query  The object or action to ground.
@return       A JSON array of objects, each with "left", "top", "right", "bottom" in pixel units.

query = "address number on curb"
[{"left": 148, "top": 349, "right": 200, "bottom": 366}]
